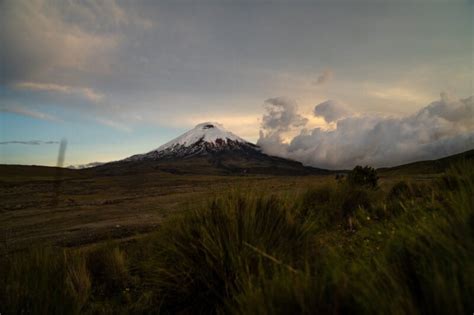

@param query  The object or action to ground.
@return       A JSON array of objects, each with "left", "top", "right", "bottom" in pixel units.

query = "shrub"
[{"left": 347, "top": 165, "right": 379, "bottom": 189}]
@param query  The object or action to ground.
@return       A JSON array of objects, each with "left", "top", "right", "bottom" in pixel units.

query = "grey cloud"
[
  {"left": 257, "top": 97, "right": 308, "bottom": 157},
  {"left": 0, "top": 0, "right": 151, "bottom": 84},
  {"left": 258, "top": 94, "right": 474, "bottom": 169},
  {"left": 0, "top": 140, "right": 59, "bottom": 145},
  {"left": 314, "top": 100, "right": 353, "bottom": 123},
  {"left": 261, "top": 97, "right": 308, "bottom": 132},
  {"left": 0, "top": 1, "right": 111, "bottom": 83}
]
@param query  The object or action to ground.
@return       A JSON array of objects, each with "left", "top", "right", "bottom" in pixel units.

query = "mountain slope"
[
  {"left": 96, "top": 122, "right": 329, "bottom": 176},
  {"left": 378, "top": 149, "right": 474, "bottom": 175}
]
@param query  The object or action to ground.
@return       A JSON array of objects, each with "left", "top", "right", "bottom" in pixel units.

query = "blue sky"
[{"left": 1, "top": 0, "right": 472, "bottom": 167}]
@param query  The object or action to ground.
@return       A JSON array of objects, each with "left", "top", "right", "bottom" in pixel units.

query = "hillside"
[{"left": 379, "top": 149, "right": 474, "bottom": 175}]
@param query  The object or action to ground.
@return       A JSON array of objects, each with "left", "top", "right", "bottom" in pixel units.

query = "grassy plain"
[
  {"left": 0, "top": 165, "right": 334, "bottom": 252},
  {"left": 0, "top": 157, "right": 472, "bottom": 314}
]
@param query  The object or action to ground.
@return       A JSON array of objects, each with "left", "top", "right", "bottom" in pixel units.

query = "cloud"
[
  {"left": 1, "top": 105, "right": 58, "bottom": 121},
  {"left": 314, "top": 100, "right": 353, "bottom": 123},
  {"left": 258, "top": 94, "right": 474, "bottom": 169},
  {"left": 368, "top": 85, "right": 432, "bottom": 104},
  {"left": 0, "top": 0, "right": 152, "bottom": 84},
  {"left": 0, "top": 140, "right": 59, "bottom": 145},
  {"left": 95, "top": 118, "right": 132, "bottom": 132},
  {"left": 261, "top": 97, "right": 308, "bottom": 132},
  {"left": 315, "top": 69, "right": 333, "bottom": 85},
  {"left": 257, "top": 97, "right": 308, "bottom": 156},
  {"left": 14, "top": 81, "right": 104, "bottom": 102},
  {"left": 0, "top": 0, "right": 118, "bottom": 82}
]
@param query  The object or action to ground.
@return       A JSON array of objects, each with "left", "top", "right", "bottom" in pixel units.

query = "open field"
[
  {"left": 1, "top": 163, "right": 443, "bottom": 253},
  {"left": 1, "top": 165, "right": 338, "bottom": 252}
]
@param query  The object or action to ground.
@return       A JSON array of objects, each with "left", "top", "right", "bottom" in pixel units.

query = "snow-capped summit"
[
  {"left": 158, "top": 122, "right": 247, "bottom": 151},
  {"left": 124, "top": 122, "right": 259, "bottom": 161}
]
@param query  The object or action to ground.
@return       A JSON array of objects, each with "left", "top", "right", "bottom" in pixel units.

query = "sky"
[{"left": 0, "top": 0, "right": 472, "bottom": 168}]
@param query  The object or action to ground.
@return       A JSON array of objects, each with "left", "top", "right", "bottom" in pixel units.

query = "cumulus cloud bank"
[
  {"left": 258, "top": 94, "right": 474, "bottom": 169},
  {"left": 258, "top": 97, "right": 308, "bottom": 155}
]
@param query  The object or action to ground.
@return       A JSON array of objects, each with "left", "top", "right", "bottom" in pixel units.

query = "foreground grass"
[{"left": 1, "top": 162, "right": 473, "bottom": 314}]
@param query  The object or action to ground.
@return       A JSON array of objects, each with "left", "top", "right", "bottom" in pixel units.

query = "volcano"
[{"left": 95, "top": 122, "right": 329, "bottom": 175}]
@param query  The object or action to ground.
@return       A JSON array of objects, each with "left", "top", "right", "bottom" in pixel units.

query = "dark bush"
[{"left": 347, "top": 165, "right": 379, "bottom": 189}]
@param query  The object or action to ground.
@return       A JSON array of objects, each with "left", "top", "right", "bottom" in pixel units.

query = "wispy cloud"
[
  {"left": 368, "top": 85, "right": 432, "bottom": 104},
  {"left": 14, "top": 81, "right": 104, "bottom": 102},
  {"left": 1, "top": 105, "right": 59, "bottom": 121},
  {"left": 0, "top": 140, "right": 59, "bottom": 145},
  {"left": 96, "top": 118, "right": 132, "bottom": 132}
]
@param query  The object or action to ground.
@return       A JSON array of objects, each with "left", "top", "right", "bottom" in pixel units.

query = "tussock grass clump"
[
  {"left": 299, "top": 182, "right": 378, "bottom": 230},
  {"left": 0, "top": 248, "right": 88, "bottom": 314},
  {"left": 87, "top": 246, "right": 130, "bottom": 295},
  {"left": 132, "top": 192, "right": 313, "bottom": 313},
  {"left": 0, "top": 246, "right": 134, "bottom": 314}
]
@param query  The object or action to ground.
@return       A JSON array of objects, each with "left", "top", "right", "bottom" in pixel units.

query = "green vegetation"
[{"left": 1, "top": 162, "right": 473, "bottom": 314}]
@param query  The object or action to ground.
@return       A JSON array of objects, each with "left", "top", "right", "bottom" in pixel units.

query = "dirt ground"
[{"left": 0, "top": 166, "right": 334, "bottom": 252}]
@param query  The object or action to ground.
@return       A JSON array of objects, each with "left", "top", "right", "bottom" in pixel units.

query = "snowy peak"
[
  {"left": 124, "top": 122, "right": 258, "bottom": 161},
  {"left": 157, "top": 122, "right": 248, "bottom": 151},
  {"left": 95, "top": 121, "right": 326, "bottom": 176}
]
